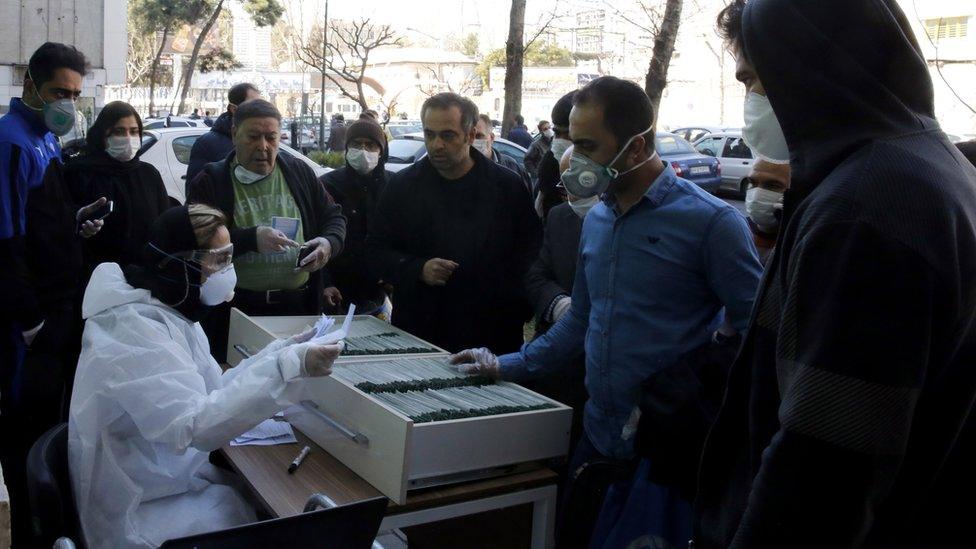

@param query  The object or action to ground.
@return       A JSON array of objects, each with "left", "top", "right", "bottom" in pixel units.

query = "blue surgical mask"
[
  {"left": 742, "top": 92, "right": 790, "bottom": 164},
  {"left": 560, "top": 127, "right": 655, "bottom": 199}
]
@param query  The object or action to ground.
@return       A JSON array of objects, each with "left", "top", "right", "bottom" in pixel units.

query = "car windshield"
[
  {"left": 389, "top": 124, "right": 422, "bottom": 138},
  {"left": 388, "top": 139, "right": 425, "bottom": 163},
  {"left": 655, "top": 135, "right": 696, "bottom": 156}
]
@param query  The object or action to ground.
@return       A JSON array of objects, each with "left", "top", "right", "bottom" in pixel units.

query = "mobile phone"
[
  {"left": 295, "top": 245, "right": 313, "bottom": 267},
  {"left": 84, "top": 200, "right": 113, "bottom": 222}
]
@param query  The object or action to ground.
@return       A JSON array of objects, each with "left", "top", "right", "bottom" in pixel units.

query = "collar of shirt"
[
  {"left": 10, "top": 97, "right": 52, "bottom": 138},
  {"left": 601, "top": 160, "right": 677, "bottom": 213}
]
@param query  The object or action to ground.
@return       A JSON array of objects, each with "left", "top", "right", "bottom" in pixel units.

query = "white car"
[
  {"left": 693, "top": 130, "right": 756, "bottom": 197},
  {"left": 143, "top": 117, "right": 211, "bottom": 130},
  {"left": 138, "top": 127, "right": 330, "bottom": 204}
]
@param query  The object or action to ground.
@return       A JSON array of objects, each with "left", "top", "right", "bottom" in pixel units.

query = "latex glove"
[
  {"left": 295, "top": 237, "right": 332, "bottom": 273},
  {"left": 551, "top": 296, "right": 572, "bottom": 323},
  {"left": 323, "top": 286, "right": 343, "bottom": 308},
  {"left": 256, "top": 226, "right": 299, "bottom": 253},
  {"left": 421, "top": 258, "right": 459, "bottom": 286},
  {"left": 22, "top": 321, "right": 44, "bottom": 346},
  {"left": 76, "top": 197, "right": 108, "bottom": 238},
  {"left": 287, "top": 327, "right": 316, "bottom": 346},
  {"left": 301, "top": 343, "right": 343, "bottom": 377},
  {"left": 449, "top": 348, "right": 501, "bottom": 379}
]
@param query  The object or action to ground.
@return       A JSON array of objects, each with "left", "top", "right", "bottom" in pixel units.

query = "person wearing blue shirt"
[
  {"left": 0, "top": 41, "right": 104, "bottom": 547},
  {"left": 450, "top": 76, "right": 762, "bottom": 545}
]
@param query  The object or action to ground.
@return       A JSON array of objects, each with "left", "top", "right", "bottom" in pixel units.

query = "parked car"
[
  {"left": 386, "top": 132, "right": 528, "bottom": 173},
  {"left": 672, "top": 126, "right": 740, "bottom": 144},
  {"left": 138, "top": 127, "right": 330, "bottom": 203},
  {"left": 656, "top": 132, "right": 722, "bottom": 193},
  {"left": 143, "top": 117, "right": 210, "bottom": 130},
  {"left": 386, "top": 121, "right": 422, "bottom": 139},
  {"left": 693, "top": 130, "right": 756, "bottom": 197}
]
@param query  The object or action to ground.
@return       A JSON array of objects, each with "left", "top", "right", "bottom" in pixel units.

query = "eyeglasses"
[{"left": 172, "top": 244, "right": 234, "bottom": 272}]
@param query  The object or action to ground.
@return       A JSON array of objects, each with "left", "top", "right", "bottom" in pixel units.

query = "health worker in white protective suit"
[{"left": 69, "top": 204, "right": 341, "bottom": 548}]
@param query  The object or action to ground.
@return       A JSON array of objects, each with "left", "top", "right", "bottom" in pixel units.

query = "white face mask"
[
  {"left": 550, "top": 138, "right": 572, "bottom": 162},
  {"left": 105, "top": 135, "right": 141, "bottom": 162},
  {"left": 473, "top": 139, "right": 492, "bottom": 158},
  {"left": 745, "top": 186, "right": 784, "bottom": 233},
  {"left": 347, "top": 147, "right": 380, "bottom": 175},
  {"left": 199, "top": 265, "right": 237, "bottom": 306},
  {"left": 742, "top": 92, "right": 790, "bottom": 164},
  {"left": 568, "top": 195, "right": 600, "bottom": 218},
  {"left": 234, "top": 164, "right": 270, "bottom": 185},
  {"left": 542, "top": 129, "right": 554, "bottom": 139}
]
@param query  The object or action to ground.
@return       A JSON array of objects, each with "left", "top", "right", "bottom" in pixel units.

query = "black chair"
[
  {"left": 161, "top": 495, "right": 388, "bottom": 549},
  {"left": 26, "top": 423, "right": 83, "bottom": 548}
]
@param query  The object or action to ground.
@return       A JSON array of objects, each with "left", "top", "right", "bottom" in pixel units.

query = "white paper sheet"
[{"left": 231, "top": 418, "right": 297, "bottom": 446}]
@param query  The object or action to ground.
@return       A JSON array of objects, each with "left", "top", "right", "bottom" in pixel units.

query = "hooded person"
[
  {"left": 68, "top": 204, "right": 342, "bottom": 549},
  {"left": 319, "top": 119, "right": 393, "bottom": 315},
  {"left": 66, "top": 101, "right": 172, "bottom": 280},
  {"left": 694, "top": 1, "right": 976, "bottom": 547}
]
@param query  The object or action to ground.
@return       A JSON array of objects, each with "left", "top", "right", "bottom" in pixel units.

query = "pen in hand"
[{"left": 288, "top": 445, "right": 311, "bottom": 474}]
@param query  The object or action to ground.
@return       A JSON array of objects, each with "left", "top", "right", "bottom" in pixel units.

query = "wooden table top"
[{"left": 221, "top": 428, "right": 559, "bottom": 518}]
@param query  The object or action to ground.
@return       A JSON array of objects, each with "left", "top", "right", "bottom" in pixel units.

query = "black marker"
[{"left": 288, "top": 445, "right": 311, "bottom": 474}]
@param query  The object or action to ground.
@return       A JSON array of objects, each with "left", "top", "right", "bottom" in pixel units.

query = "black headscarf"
[{"left": 123, "top": 205, "right": 213, "bottom": 322}]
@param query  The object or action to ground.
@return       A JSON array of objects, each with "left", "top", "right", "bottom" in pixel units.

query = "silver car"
[{"left": 694, "top": 131, "right": 756, "bottom": 197}]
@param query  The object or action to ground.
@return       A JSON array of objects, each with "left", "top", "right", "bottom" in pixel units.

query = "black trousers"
[{"left": 0, "top": 304, "right": 82, "bottom": 547}]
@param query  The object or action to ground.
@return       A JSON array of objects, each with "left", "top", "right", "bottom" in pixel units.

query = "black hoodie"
[{"left": 694, "top": 1, "right": 976, "bottom": 547}]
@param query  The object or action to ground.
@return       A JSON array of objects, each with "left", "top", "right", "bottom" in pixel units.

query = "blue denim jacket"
[{"left": 500, "top": 164, "right": 762, "bottom": 459}]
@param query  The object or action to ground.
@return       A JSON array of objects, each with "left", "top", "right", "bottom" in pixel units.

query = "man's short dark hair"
[
  {"left": 228, "top": 82, "right": 259, "bottom": 106},
  {"left": 421, "top": 92, "right": 479, "bottom": 133},
  {"left": 551, "top": 90, "right": 578, "bottom": 129},
  {"left": 233, "top": 99, "right": 281, "bottom": 128},
  {"left": 574, "top": 76, "right": 654, "bottom": 151},
  {"left": 28, "top": 42, "right": 88, "bottom": 88},
  {"left": 515, "top": 114, "right": 524, "bottom": 125},
  {"left": 537, "top": 120, "right": 550, "bottom": 131},
  {"left": 717, "top": 0, "right": 747, "bottom": 57}
]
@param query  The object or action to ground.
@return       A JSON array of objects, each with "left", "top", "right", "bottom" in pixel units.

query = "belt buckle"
[{"left": 265, "top": 289, "right": 281, "bottom": 305}]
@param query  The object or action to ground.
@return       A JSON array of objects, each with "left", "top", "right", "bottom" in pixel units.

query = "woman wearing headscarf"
[
  {"left": 66, "top": 101, "right": 172, "bottom": 279},
  {"left": 69, "top": 204, "right": 341, "bottom": 548}
]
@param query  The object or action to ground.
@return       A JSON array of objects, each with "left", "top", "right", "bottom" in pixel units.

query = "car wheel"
[{"left": 739, "top": 178, "right": 750, "bottom": 198}]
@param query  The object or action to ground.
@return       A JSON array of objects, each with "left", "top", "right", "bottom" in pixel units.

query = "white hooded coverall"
[{"left": 69, "top": 263, "right": 312, "bottom": 548}]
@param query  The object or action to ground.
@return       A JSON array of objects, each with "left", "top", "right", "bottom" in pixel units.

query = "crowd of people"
[{"left": 1, "top": 0, "right": 976, "bottom": 547}]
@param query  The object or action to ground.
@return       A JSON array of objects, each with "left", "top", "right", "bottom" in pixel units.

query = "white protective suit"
[{"left": 69, "top": 263, "right": 313, "bottom": 548}]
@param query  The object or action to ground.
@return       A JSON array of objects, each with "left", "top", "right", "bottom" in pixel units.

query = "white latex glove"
[
  {"left": 551, "top": 296, "right": 572, "bottom": 323},
  {"left": 286, "top": 327, "right": 316, "bottom": 346},
  {"left": 449, "top": 348, "right": 501, "bottom": 379},
  {"left": 301, "top": 343, "right": 343, "bottom": 377},
  {"left": 22, "top": 321, "right": 44, "bottom": 346},
  {"left": 256, "top": 226, "right": 299, "bottom": 253}
]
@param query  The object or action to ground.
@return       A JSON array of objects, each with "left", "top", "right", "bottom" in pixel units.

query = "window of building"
[{"left": 925, "top": 16, "right": 970, "bottom": 40}]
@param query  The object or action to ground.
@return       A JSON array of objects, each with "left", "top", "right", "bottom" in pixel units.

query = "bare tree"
[
  {"left": 502, "top": 0, "right": 526, "bottom": 138},
  {"left": 419, "top": 65, "right": 481, "bottom": 97},
  {"left": 173, "top": 0, "right": 224, "bottom": 115},
  {"left": 296, "top": 19, "right": 403, "bottom": 111}
]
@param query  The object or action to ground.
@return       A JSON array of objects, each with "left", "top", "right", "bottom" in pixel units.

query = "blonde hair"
[{"left": 186, "top": 203, "right": 226, "bottom": 247}]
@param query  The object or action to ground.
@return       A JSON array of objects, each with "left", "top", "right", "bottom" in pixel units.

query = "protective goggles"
[{"left": 158, "top": 243, "right": 234, "bottom": 272}]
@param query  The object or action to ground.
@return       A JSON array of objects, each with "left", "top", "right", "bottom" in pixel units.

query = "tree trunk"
[
  {"left": 644, "top": 0, "right": 683, "bottom": 118},
  {"left": 148, "top": 26, "right": 170, "bottom": 118},
  {"left": 177, "top": 0, "right": 224, "bottom": 115},
  {"left": 501, "top": 0, "right": 526, "bottom": 138}
]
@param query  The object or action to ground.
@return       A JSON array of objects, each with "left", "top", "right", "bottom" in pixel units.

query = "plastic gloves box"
[{"left": 226, "top": 309, "right": 573, "bottom": 504}]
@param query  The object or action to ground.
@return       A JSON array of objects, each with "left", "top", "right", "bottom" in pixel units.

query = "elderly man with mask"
[
  {"left": 320, "top": 119, "right": 392, "bottom": 314},
  {"left": 473, "top": 113, "right": 532, "bottom": 194},
  {"left": 69, "top": 205, "right": 343, "bottom": 548},
  {"left": 187, "top": 99, "right": 346, "bottom": 362},
  {"left": 694, "top": 1, "right": 976, "bottom": 547},
  {"left": 450, "top": 76, "right": 762, "bottom": 547}
]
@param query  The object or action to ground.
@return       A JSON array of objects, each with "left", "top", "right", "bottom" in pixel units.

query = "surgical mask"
[
  {"left": 199, "top": 265, "right": 237, "bottom": 305},
  {"left": 542, "top": 129, "right": 554, "bottom": 139},
  {"left": 25, "top": 70, "right": 78, "bottom": 137},
  {"left": 568, "top": 195, "right": 599, "bottom": 218},
  {"left": 347, "top": 147, "right": 379, "bottom": 175},
  {"left": 234, "top": 164, "right": 270, "bottom": 185},
  {"left": 106, "top": 135, "right": 141, "bottom": 162},
  {"left": 745, "top": 186, "right": 784, "bottom": 233},
  {"left": 560, "top": 127, "right": 655, "bottom": 199},
  {"left": 473, "top": 139, "right": 491, "bottom": 157},
  {"left": 742, "top": 92, "right": 790, "bottom": 164},
  {"left": 550, "top": 138, "right": 572, "bottom": 161}
]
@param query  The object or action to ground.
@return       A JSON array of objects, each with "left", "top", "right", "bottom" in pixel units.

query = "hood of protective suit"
[
  {"left": 82, "top": 262, "right": 155, "bottom": 320},
  {"left": 742, "top": 0, "right": 936, "bottom": 223}
]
